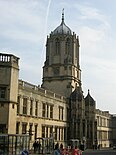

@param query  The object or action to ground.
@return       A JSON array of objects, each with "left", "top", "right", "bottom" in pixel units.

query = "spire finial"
[
  {"left": 62, "top": 8, "right": 64, "bottom": 22},
  {"left": 88, "top": 89, "right": 90, "bottom": 94}
]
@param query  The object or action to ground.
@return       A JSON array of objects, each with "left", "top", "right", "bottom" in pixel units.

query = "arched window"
[
  {"left": 55, "top": 38, "right": 60, "bottom": 54},
  {"left": 65, "top": 38, "right": 70, "bottom": 55}
]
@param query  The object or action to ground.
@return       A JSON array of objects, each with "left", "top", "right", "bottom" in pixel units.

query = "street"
[{"left": 83, "top": 149, "right": 116, "bottom": 155}]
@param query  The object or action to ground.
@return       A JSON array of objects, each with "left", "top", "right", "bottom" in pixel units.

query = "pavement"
[
  {"left": 29, "top": 151, "right": 52, "bottom": 155},
  {"left": 84, "top": 148, "right": 116, "bottom": 152}
]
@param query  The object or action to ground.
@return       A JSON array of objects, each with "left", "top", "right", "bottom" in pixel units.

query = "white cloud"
[
  {"left": 0, "top": 0, "right": 46, "bottom": 43},
  {"left": 79, "top": 26, "right": 105, "bottom": 51}
]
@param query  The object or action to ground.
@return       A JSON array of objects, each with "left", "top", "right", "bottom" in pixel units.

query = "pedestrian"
[
  {"left": 36, "top": 141, "right": 41, "bottom": 153},
  {"left": 54, "top": 143, "right": 60, "bottom": 155},
  {"left": 72, "top": 146, "right": 79, "bottom": 155},
  {"left": 98, "top": 144, "right": 100, "bottom": 150},
  {"left": 33, "top": 141, "right": 37, "bottom": 153},
  {"left": 69, "top": 145, "right": 73, "bottom": 155},
  {"left": 60, "top": 143, "right": 63, "bottom": 153},
  {"left": 60, "top": 143, "right": 63, "bottom": 150}
]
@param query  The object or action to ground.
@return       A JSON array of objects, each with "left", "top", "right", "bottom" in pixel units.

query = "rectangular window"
[
  {"left": 62, "top": 108, "right": 63, "bottom": 120},
  {"left": 42, "top": 126, "right": 45, "bottom": 138},
  {"left": 23, "top": 98, "right": 27, "bottom": 115},
  {"left": 97, "top": 116, "right": 99, "bottom": 126},
  {"left": 35, "top": 101, "right": 38, "bottom": 116},
  {"left": 42, "top": 103, "right": 46, "bottom": 117},
  {"left": 87, "top": 124, "right": 89, "bottom": 137},
  {"left": 0, "top": 124, "right": 6, "bottom": 133},
  {"left": 12, "top": 104, "right": 14, "bottom": 109},
  {"left": 47, "top": 104, "right": 49, "bottom": 118},
  {"left": 22, "top": 123, "right": 27, "bottom": 134},
  {"left": 30, "top": 99, "right": 33, "bottom": 115},
  {"left": 50, "top": 126, "right": 53, "bottom": 136},
  {"left": 0, "top": 87, "right": 6, "bottom": 99},
  {"left": 50, "top": 105, "right": 53, "bottom": 119},
  {"left": 29, "top": 124, "right": 33, "bottom": 140},
  {"left": 59, "top": 128, "right": 60, "bottom": 140},
  {"left": 16, "top": 122, "right": 20, "bottom": 134},
  {"left": 61, "top": 128, "right": 63, "bottom": 140},
  {"left": 35, "top": 125, "right": 37, "bottom": 140},
  {"left": 46, "top": 126, "right": 48, "bottom": 138},
  {"left": 17, "top": 96, "right": 20, "bottom": 114},
  {"left": 55, "top": 127, "right": 57, "bottom": 140},
  {"left": 1, "top": 103, "right": 4, "bottom": 107}
]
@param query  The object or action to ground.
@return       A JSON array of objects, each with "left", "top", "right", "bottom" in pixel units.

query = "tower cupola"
[{"left": 52, "top": 9, "right": 72, "bottom": 35}]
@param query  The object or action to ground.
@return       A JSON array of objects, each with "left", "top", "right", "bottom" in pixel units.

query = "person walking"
[{"left": 33, "top": 141, "right": 37, "bottom": 153}]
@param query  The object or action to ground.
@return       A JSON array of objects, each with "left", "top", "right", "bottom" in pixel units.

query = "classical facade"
[
  {"left": 96, "top": 109, "right": 113, "bottom": 148},
  {"left": 0, "top": 12, "right": 116, "bottom": 149}
]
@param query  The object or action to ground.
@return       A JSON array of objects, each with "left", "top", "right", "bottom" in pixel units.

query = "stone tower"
[
  {"left": 0, "top": 53, "right": 19, "bottom": 134},
  {"left": 42, "top": 10, "right": 81, "bottom": 97}
]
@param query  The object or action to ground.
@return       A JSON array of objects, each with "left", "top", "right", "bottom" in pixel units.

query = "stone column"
[
  {"left": 55, "top": 126, "right": 58, "bottom": 141},
  {"left": 19, "top": 122, "right": 22, "bottom": 134},
  {"left": 38, "top": 124, "right": 41, "bottom": 137}
]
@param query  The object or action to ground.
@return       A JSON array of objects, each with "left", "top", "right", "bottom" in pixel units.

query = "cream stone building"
[
  {"left": 96, "top": 109, "right": 113, "bottom": 148},
  {"left": 0, "top": 12, "right": 116, "bottom": 149}
]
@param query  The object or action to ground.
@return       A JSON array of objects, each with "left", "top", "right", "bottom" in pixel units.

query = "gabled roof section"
[
  {"left": 70, "top": 86, "right": 83, "bottom": 102},
  {"left": 85, "top": 89, "right": 95, "bottom": 106}
]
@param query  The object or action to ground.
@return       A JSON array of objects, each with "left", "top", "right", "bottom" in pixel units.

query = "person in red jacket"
[{"left": 72, "top": 146, "right": 79, "bottom": 155}]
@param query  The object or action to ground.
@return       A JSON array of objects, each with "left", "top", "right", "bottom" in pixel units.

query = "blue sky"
[{"left": 0, "top": 0, "right": 116, "bottom": 114}]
